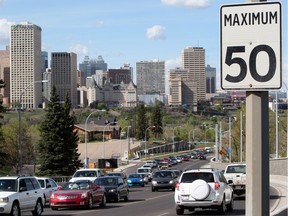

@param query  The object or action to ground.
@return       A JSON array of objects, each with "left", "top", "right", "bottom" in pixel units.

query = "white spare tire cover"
[{"left": 190, "top": 179, "right": 210, "bottom": 200}]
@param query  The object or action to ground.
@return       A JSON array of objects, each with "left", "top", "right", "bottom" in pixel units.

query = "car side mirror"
[{"left": 228, "top": 180, "right": 233, "bottom": 184}]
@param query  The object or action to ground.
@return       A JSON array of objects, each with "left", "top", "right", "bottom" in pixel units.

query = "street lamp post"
[
  {"left": 84, "top": 110, "right": 103, "bottom": 168},
  {"left": 173, "top": 126, "right": 181, "bottom": 154},
  {"left": 103, "top": 122, "right": 117, "bottom": 158},
  {"left": 145, "top": 126, "right": 155, "bottom": 161},
  {"left": 188, "top": 128, "right": 196, "bottom": 151},
  {"left": 120, "top": 125, "right": 131, "bottom": 159},
  {"left": 18, "top": 80, "right": 48, "bottom": 175}
]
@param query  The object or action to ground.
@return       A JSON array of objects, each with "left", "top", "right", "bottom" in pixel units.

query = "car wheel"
[
  {"left": 218, "top": 197, "right": 227, "bottom": 215},
  {"left": 87, "top": 196, "right": 93, "bottom": 209},
  {"left": 115, "top": 192, "right": 121, "bottom": 202},
  {"left": 10, "top": 202, "right": 20, "bottom": 216},
  {"left": 32, "top": 199, "right": 43, "bottom": 216},
  {"left": 152, "top": 187, "right": 155, "bottom": 192},
  {"left": 100, "top": 194, "right": 106, "bottom": 207},
  {"left": 176, "top": 205, "right": 184, "bottom": 215},
  {"left": 227, "top": 194, "right": 234, "bottom": 212},
  {"left": 124, "top": 191, "right": 129, "bottom": 201}
]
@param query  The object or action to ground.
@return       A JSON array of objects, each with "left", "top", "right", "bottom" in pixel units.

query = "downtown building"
[
  {"left": 51, "top": 52, "right": 78, "bottom": 108},
  {"left": 205, "top": 64, "right": 216, "bottom": 94},
  {"left": 0, "top": 45, "right": 10, "bottom": 107},
  {"left": 136, "top": 60, "right": 166, "bottom": 104},
  {"left": 168, "top": 68, "right": 198, "bottom": 107},
  {"left": 182, "top": 47, "right": 206, "bottom": 109},
  {"left": 10, "top": 22, "right": 43, "bottom": 109}
]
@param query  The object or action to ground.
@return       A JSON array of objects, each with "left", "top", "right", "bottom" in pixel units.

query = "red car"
[{"left": 50, "top": 180, "right": 106, "bottom": 210}]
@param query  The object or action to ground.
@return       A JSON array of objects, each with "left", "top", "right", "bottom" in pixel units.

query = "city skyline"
[{"left": 0, "top": 0, "right": 287, "bottom": 90}]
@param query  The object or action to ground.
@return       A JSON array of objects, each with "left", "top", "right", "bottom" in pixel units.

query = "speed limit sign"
[{"left": 220, "top": 2, "right": 282, "bottom": 90}]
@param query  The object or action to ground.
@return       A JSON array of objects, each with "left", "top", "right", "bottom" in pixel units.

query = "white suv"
[
  {"left": 174, "top": 168, "right": 234, "bottom": 215},
  {"left": 0, "top": 176, "right": 44, "bottom": 216}
]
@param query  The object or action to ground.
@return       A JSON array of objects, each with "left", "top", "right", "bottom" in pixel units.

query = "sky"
[{"left": 0, "top": 0, "right": 287, "bottom": 90}]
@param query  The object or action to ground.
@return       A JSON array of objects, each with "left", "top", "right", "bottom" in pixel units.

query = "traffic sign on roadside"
[{"left": 220, "top": 2, "right": 282, "bottom": 90}]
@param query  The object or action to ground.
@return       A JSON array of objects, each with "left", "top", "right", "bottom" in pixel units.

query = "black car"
[
  {"left": 199, "top": 153, "right": 206, "bottom": 160},
  {"left": 94, "top": 176, "right": 129, "bottom": 202},
  {"left": 106, "top": 171, "right": 127, "bottom": 182}
]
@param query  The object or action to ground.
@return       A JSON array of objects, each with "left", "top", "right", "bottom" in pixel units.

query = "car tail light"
[
  {"left": 215, "top": 182, "right": 220, "bottom": 190},
  {"left": 176, "top": 182, "right": 181, "bottom": 191}
]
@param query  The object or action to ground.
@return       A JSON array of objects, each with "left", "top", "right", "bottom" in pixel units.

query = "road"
[
  {"left": 33, "top": 157, "right": 255, "bottom": 216},
  {"left": 28, "top": 155, "right": 284, "bottom": 216}
]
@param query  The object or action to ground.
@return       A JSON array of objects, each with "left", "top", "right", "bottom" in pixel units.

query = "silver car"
[{"left": 151, "top": 170, "right": 178, "bottom": 192}]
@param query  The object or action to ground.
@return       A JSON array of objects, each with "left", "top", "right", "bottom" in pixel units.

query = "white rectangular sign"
[{"left": 220, "top": 2, "right": 282, "bottom": 90}]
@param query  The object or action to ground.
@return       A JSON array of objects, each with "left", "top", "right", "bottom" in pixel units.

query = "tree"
[
  {"left": 135, "top": 103, "right": 148, "bottom": 140},
  {"left": 1, "top": 119, "right": 34, "bottom": 172},
  {"left": 150, "top": 101, "right": 163, "bottom": 138},
  {"left": 37, "top": 86, "right": 82, "bottom": 176}
]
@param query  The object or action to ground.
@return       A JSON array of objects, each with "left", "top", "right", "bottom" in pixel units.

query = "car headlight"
[
  {"left": 169, "top": 180, "right": 174, "bottom": 184},
  {"left": 50, "top": 193, "right": 54, "bottom": 199},
  {"left": 127, "top": 180, "right": 131, "bottom": 183},
  {"left": 81, "top": 193, "right": 88, "bottom": 198},
  {"left": 139, "top": 179, "right": 143, "bottom": 182},
  {"left": 0, "top": 197, "right": 9, "bottom": 203},
  {"left": 108, "top": 189, "right": 116, "bottom": 193},
  {"left": 152, "top": 181, "right": 157, "bottom": 185}
]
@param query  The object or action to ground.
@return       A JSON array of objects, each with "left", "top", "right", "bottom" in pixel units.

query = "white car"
[
  {"left": 69, "top": 168, "right": 104, "bottom": 182},
  {"left": 174, "top": 168, "right": 234, "bottom": 215},
  {"left": 36, "top": 177, "right": 59, "bottom": 205},
  {"left": 223, "top": 164, "right": 246, "bottom": 197},
  {"left": 137, "top": 167, "right": 153, "bottom": 181},
  {"left": 0, "top": 176, "right": 44, "bottom": 215}
]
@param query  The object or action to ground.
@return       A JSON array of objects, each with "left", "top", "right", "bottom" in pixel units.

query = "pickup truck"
[{"left": 223, "top": 164, "right": 246, "bottom": 196}]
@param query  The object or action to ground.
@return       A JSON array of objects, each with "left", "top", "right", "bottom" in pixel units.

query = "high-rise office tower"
[
  {"left": 79, "top": 55, "right": 108, "bottom": 78},
  {"left": 0, "top": 45, "right": 10, "bottom": 104},
  {"left": 182, "top": 47, "right": 206, "bottom": 102},
  {"left": 136, "top": 60, "right": 165, "bottom": 95},
  {"left": 51, "top": 52, "right": 77, "bottom": 107},
  {"left": 10, "top": 22, "right": 43, "bottom": 109},
  {"left": 107, "top": 65, "right": 132, "bottom": 84},
  {"left": 168, "top": 68, "right": 197, "bottom": 106},
  {"left": 205, "top": 64, "right": 216, "bottom": 94}
]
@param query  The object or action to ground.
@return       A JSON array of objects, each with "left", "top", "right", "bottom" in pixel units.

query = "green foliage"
[
  {"left": 150, "top": 102, "right": 163, "bottom": 137},
  {"left": 135, "top": 104, "right": 148, "bottom": 140},
  {"left": 1, "top": 119, "right": 34, "bottom": 171},
  {"left": 37, "top": 86, "right": 82, "bottom": 176}
]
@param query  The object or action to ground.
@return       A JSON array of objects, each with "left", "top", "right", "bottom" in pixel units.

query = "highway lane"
[{"left": 37, "top": 156, "right": 246, "bottom": 216}]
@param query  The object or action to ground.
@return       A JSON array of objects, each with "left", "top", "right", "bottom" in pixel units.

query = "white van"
[{"left": 69, "top": 168, "right": 104, "bottom": 182}]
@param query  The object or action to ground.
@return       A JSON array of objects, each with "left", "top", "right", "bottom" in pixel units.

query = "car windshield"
[
  {"left": 73, "top": 170, "right": 97, "bottom": 177},
  {"left": 180, "top": 173, "right": 215, "bottom": 183},
  {"left": 63, "top": 181, "right": 90, "bottom": 190},
  {"left": 154, "top": 171, "right": 174, "bottom": 178},
  {"left": 129, "top": 174, "right": 141, "bottom": 178},
  {"left": 138, "top": 169, "right": 150, "bottom": 173},
  {"left": 0, "top": 179, "right": 17, "bottom": 192},
  {"left": 226, "top": 165, "right": 246, "bottom": 174},
  {"left": 95, "top": 178, "right": 117, "bottom": 186}
]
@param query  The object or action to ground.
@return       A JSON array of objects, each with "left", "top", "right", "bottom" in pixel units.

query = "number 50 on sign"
[{"left": 220, "top": 2, "right": 282, "bottom": 90}]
